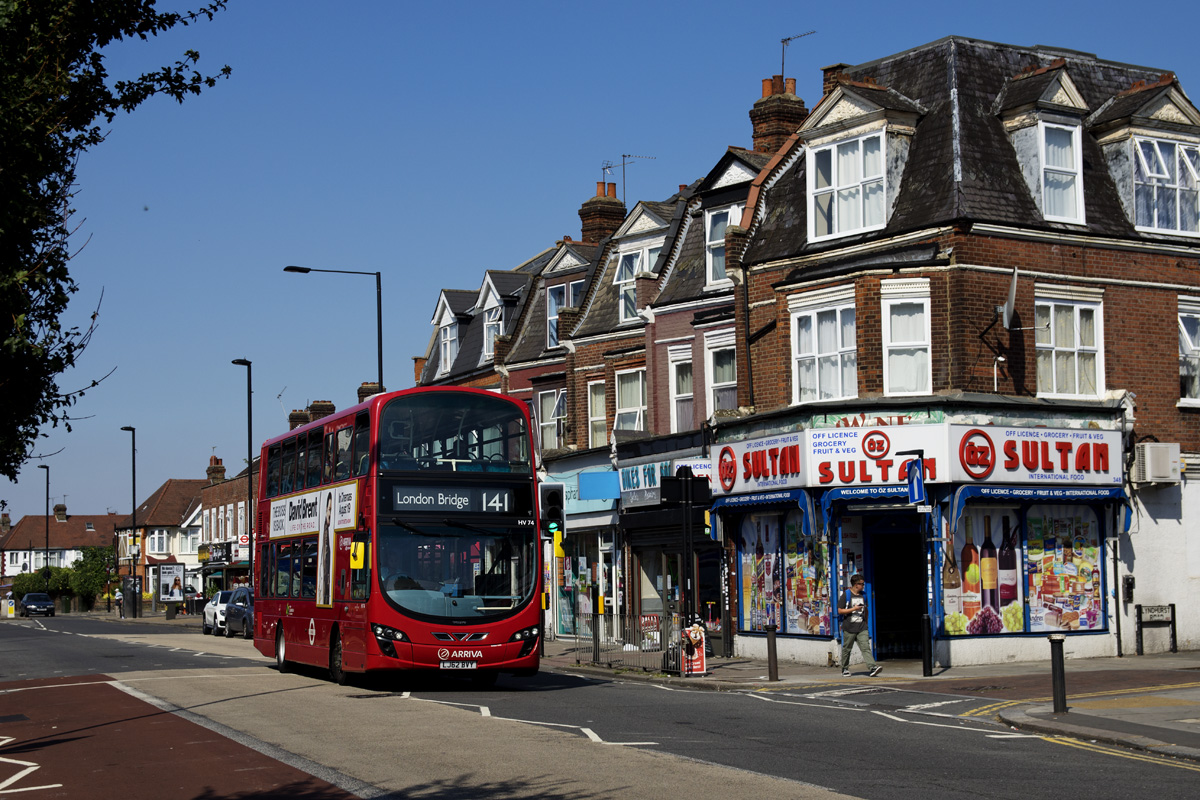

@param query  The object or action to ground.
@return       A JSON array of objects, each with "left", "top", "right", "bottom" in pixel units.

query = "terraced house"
[{"left": 416, "top": 36, "right": 1198, "bottom": 667}]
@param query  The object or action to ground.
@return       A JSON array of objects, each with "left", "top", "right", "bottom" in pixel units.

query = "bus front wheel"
[
  {"left": 276, "top": 629, "right": 289, "bottom": 674},
  {"left": 329, "top": 631, "right": 348, "bottom": 686}
]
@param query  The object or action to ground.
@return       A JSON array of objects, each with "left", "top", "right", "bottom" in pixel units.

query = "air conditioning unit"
[{"left": 1133, "top": 442, "right": 1181, "bottom": 484}]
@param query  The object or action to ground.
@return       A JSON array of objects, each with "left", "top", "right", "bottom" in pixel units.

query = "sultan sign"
[{"left": 710, "top": 424, "right": 1122, "bottom": 496}]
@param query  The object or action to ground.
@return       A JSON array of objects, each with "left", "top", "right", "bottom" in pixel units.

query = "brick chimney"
[
  {"left": 307, "top": 400, "right": 336, "bottom": 422},
  {"left": 358, "top": 382, "right": 383, "bottom": 404},
  {"left": 578, "top": 181, "right": 626, "bottom": 244},
  {"left": 53, "top": 503, "right": 67, "bottom": 522},
  {"left": 413, "top": 356, "right": 427, "bottom": 385},
  {"left": 207, "top": 455, "right": 226, "bottom": 484},
  {"left": 750, "top": 75, "right": 809, "bottom": 153},
  {"left": 288, "top": 409, "right": 310, "bottom": 430},
  {"left": 822, "top": 63, "right": 851, "bottom": 101},
  {"left": 1, "top": 512, "right": 11, "bottom": 536}
]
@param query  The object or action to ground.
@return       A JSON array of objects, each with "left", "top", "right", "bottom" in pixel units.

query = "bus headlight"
[
  {"left": 372, "top": 623, "right": 408, "bottom": 658},
  {"left": 508, "top": 626, "right": 539, "bottom": 642}
]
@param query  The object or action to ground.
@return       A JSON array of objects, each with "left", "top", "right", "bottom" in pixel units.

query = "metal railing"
[{"left": 566, "top": 610, "right": 683, "bottom": 674}]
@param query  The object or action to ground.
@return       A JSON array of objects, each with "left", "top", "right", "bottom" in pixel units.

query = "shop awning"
[
  {"left": 819, "top": 485, "right": 910, "bottom": 520},
  {"left": 711, "top": 489, "right": 817, "bottom": 538},
  {"left": 947, "top": 484, "right": 1129, "bottom": 535}
]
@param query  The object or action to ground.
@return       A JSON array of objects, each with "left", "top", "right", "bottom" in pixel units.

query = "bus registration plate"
[{"left": 440, "top": 660, "right": 477, "bottom": 670}]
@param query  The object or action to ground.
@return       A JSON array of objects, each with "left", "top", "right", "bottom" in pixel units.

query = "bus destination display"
[{"left": 392, "top": 485, "right": 515, "bottom": 514}]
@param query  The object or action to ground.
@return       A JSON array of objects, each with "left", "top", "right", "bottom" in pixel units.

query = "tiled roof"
[
  {"left": 116, "top": 478, "right": 207, "bottom": 529},
  {"left": 2, "top": 513, "right": 120, "bottom": 551},
  {"left": 745, "top": 36, "right": 1173, "bottom": 265}
]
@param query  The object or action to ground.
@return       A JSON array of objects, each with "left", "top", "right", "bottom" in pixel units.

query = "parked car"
[
  {"left": 223, "top": 586, "right": 255, "bottom": 640},
  {"left": 19, "top": 592, "right": 55, "bottom": 617},
  {"left": 202, "top": 590, "right": 233, "bottom": 635}
]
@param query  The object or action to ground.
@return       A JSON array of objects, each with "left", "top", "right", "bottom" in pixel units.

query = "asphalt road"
[{"left": 2, "top": 617, "right": 1197, "bottom": 799}]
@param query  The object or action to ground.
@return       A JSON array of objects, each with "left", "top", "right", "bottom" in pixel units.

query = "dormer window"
[
  {"left": 1041, "top": 122, "right": 1085, "bottom": 223},
  {"left": 1135, "top": 138, "right": 1200, "bottom": 234},
  {"left": 705, "top": 206, "right": 740, "bottom": 286},
  {"left": 482, "top": 306, "right": 503, "bottom": 359},
  {"left": 438, "top": 323, "right": 458, "bottom": 373},
  {"left": 808, "top": 131, "right": 885, "bottom": 240},
  {"left": 615, "top": 252, "right": 639, "bottom": 321},
  {"left": 547, "top": 285, "right": 566, "bottom": 347}
]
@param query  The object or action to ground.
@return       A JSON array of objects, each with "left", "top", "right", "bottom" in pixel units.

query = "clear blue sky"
[{"left": 5, "top": 0, "right": 1198, "bottom": 523}]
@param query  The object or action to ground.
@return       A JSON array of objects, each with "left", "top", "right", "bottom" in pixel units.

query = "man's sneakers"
[
  {"left": 842, "top": 669, "right": 851, "bottom": 677},
  {"left": 869, "top": 665, "right": 883, "bottom": 677}
]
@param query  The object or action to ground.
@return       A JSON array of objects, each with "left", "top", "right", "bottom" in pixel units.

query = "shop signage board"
[
  {"left": 947, "top": 426, "right": 1121, "bottom": 485},
  {"left": 619, "top": 459, "right": 673, "bottom": 507},
  {"left": 806, "top": 426, "right": 948, "bottom": 489},
  {"left": 712, "top": 432, "right": 806, "bottom": 496}
]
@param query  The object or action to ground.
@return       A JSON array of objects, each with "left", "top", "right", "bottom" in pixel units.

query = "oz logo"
[
  {"left": 862, "top": 430, "right": 890, "bottom": 459},
  {"left": 959, "top": 428, "right": 996, "bottom": 479},
  {"left": 717, "top": 446, "right": 737, "bottom": 492}
]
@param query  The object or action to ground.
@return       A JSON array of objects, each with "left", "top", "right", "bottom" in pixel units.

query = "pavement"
[{"left": 42, "top": 605, "right": 1200, "bottom": 764}]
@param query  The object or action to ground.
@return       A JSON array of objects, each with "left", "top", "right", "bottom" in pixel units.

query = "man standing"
[
  {"left": 114, "top": 588, "right": 124, "bottom": 619},
  {"left": 838, "top": 574, "right": 881, "bottom": 677}
]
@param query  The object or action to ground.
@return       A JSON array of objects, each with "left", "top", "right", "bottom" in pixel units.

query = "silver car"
[{"left": 202, "top": 590, "right": 233, "bottom": 635}]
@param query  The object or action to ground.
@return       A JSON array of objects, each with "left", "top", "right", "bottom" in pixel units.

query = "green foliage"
[
  {"left": 69, "top": 545, "right": 112, "bottom": 602},
  {"left": 11, "top": 571, "right": 40, "bottom": 597},
  {"left": 47, "top": 565, "right": 71, "bottom": 594},
  {"left": 0, "top": 1, "right": 231, "bottom": 479}
]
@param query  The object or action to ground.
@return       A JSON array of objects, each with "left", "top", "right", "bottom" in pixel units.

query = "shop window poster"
[
  {"left": 740, "top": 515, "right": 782, "bottom": 631},
  {"left": 784, "top": 509, "right": 830, "bottom": 636},
  {"left": 1026, "top": 505, "right": 1102, "bottom": 632},
  {"left": 943, "top": 508, "right": 1024, "bottom": 636}
]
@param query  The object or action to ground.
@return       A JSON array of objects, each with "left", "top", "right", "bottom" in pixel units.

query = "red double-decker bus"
[{"left": 252, "top": 386, "right": 543, "bottom": 685}]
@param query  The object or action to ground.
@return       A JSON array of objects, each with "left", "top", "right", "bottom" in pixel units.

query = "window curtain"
[
  {"left": 1044, "top": 127, "right": 1077, "bottom": 218},
  {"left": 888, "top": 302, "right": 927, "bottom": 393}
]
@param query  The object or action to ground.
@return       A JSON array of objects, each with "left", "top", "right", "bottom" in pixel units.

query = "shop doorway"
[{"left": 867, "top": 521, "right": 927, "bottom": 660}]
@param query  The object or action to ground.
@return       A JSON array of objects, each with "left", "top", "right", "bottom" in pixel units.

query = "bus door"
[{"left": 338, "top": 530, "right": 371, "bottom": 670}]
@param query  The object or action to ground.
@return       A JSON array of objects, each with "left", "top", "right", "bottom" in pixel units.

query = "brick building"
[{"left": 414, "top": 37, "right": 1198, "bottom": 666}]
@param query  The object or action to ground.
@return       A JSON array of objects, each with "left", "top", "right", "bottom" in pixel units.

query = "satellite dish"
[{"left": 1002, "top": 267, "right": 1018, "bottom": 328}]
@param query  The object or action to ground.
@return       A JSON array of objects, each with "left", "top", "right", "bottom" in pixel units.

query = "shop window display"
[
  {"left": 739, "top": 511, "right": 831, "bottom": 636},
  {"left": 941, "top": 505, "right": 1103, "bottom": 636}
]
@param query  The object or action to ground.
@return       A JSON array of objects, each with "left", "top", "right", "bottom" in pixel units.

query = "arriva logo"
[{"left": 451, "top": 650, "right": 483, "bottom": 659}]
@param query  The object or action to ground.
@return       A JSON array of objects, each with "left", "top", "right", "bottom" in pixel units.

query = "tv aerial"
[{"left": 781, "top": 31, "right": 817, "bottom": 79}]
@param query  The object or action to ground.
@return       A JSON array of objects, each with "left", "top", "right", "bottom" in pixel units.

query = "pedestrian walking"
[
  {"left": 838, "top": 574, "right": 881, "bottom": 677},
  {"left": 115, "top": 589, "right": 124, "bottom": 619}
]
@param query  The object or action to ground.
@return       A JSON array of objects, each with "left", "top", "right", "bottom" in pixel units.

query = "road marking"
[
  {"left": 870, "top": 709, "right": 1037, "bottom": 737},
  {"left": 746, "top": 693, "right": 863, "bottom": 711},
  {"left": 1044, "top": 735, "right": 1200, "bottom": 772},
  {"left": 904, "top": 699, "right": 971, "bottom": 711},
  {"left": 0, "top": 736, "right": 63, "bottom": 794}
]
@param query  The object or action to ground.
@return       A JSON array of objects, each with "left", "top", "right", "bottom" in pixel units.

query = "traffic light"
[{"left": 538, "top": 482, "right": 564, "bottom": 540}]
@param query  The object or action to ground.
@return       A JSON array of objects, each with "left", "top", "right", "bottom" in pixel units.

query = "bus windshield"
[
  {"left": 378, "top": 392, "right": 531, "bottom": 474},
  {"left": 376, "top": 521, "right": 537, "bottom": 620}
]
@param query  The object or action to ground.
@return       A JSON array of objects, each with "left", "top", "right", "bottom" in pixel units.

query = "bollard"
[
  {"left": 765, "top": 624, "right": 779, "bottom": 682},
  {"left": 1048, "top": 633, "right": 1068, "bottom": 714},
  {"left": 921, "top": 613, "right": 933, "bottom": 677}
]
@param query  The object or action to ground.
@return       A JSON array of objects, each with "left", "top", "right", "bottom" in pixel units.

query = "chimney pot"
[
  {"left": 679, "top": 184, "right": 687, "bottom": 193},
  {"left": 772, "top": 75, "right": 784, "bottom": 95},
  {"left": 606, "top": 182, "right": 617, "bottom": 199},
  {"left": 761, "top": 78, "right": 773, "bottom": 98},
  {"left": 785, "top": 78, "right": 796, "bottom": 95},
  {"left": 596, "top": 181, "right": 605, "bottom": 197}
]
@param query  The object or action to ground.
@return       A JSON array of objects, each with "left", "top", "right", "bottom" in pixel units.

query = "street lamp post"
[
  {"left": 36, "top": 465, "right": 48, "bottom": 592},
  {"left": 121, "top": 426, "right": 138, "bottom": 618},
  {"left": 232, "top": 359, "right": 254, "bottom": 590},
  {"left": 284, "top": 265, "right": 383, "bottom": 391}
]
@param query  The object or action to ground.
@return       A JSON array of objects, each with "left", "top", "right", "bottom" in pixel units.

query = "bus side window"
[
  {"left": 306, "top": 430, "right": 323, "bottom": 488},
  {"left": 291, "top": 541, "right": 304, "bottom": 598},
  {"left": 275, "top": 541, "right": 292, "bottom": 598},
  {"left": 350, "top": 531, "right": 370, "bottom": 601},
  {"left": 261, "top": 543, "right": 272, "bottom": 595},
  {"left": 266, "top": 445, "right": 282, "bottom": 498},
  {"left": 353, "top": 411, "right": 370, "bottom": 477},
  {"left": 334, "top": 427, "right": 353, "bottom": 481},
  {"left": 323, "top": 430, "right": 335, "bottom": 484},
  {"left": 281, "top": 437, "right": 297, "bottom": 494},
  {"left": 301, "top": 538, "right": 318, "bottom": 599}
]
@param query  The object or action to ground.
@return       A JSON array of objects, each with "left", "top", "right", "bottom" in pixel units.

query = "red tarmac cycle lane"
[{"left": 0, "top": 675, "right": 357, "bottom": 800}]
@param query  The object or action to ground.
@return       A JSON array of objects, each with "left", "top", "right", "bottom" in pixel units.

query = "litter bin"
[{"left": 165, "top": 602, "right": 177, "bottom": 620}]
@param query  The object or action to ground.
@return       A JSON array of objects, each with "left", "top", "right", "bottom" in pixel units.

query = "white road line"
[
  {"left": 870, "top": 709, "right": 1035, "bottom": 736},
  {"left": 746, "top": 693, "right": 864, "bottom": 711}
]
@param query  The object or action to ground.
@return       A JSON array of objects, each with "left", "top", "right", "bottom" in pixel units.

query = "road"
[{"left": 1, "top": 616, "right": 1197, "bottom": 799}]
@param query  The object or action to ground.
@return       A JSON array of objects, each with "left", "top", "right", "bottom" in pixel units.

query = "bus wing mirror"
[{"left": 351, "top": 532, "right": 370, "bottom": 570}]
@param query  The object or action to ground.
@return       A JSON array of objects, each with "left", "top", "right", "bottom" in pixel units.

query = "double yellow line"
[
  {"left": 1045, "top": 736, "right": 1200, "bottom": 772},
  {"left": 960, "top": 680, "right": 1200, "bottom": 718}
]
